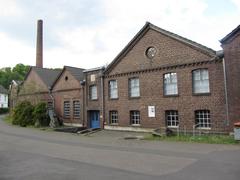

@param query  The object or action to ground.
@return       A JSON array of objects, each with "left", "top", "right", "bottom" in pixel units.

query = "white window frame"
[
  {"left": 89, "top": 85, "right": 97, "bottom": 100},
  {"left": 129, "top": 78, "right": 140, "bottom": 97},
  {"left": 130, "top": 111, "right": 140, "bottom": 125},
  {"left": 193, "top": 69, "right": 210, "bottom": 94},
  {"left": 109, "top": 80, "right": 118, "bottom": 99},
  {"left": 166, "top": 110, "right": 179, "bottom": 128},
  {"left": 73, "top": 100, "right": 80, "bottom": 118},
  {"left": 109, "top": 111, "right": 118, "bottom": 124},
  {"left": 164, "top": 72, "right": 178, "bottom": 95},
  {"left": 195, "top": 110, "right": 211, "bottom": 129},
  {"left": 63, "top": 101, "right": 70, "bottom": 118}
]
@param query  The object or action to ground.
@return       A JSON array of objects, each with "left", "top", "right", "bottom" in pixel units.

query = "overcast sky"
[{"left": 0, "top": 0, "right": 239, "bottom": 69}]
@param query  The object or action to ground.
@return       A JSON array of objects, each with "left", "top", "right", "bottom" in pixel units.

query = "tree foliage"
[
  {"left": 11, "top": 101, "right": 50, "bottom": 127},
  {"left": 0, "top": 64, "right": 30, "bottom": 89},
  {"left": 33, "top": 102, "right": 50, "bottom": 127},
  {"left": 12, "top": 101, "right": 34, "bottom": 127}
]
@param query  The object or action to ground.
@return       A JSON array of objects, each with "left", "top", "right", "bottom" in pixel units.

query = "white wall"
[{"left": 0, "top": 93, "right": 8, "bottom": 108}]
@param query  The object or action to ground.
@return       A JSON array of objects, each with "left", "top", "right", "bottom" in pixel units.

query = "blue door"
[{"left": 90, "top": 111, "right": 100, "bottom": 128}]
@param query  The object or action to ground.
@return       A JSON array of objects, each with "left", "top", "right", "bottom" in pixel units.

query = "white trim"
[
  {"left": 196, "top": 127, "right": 211, "bottom": 130},
  {"left": 63, "top": 123, "right": 83, "bottom": 127},
  {"left": 104, "top": 125, "right": 154, "bottom": 133}
]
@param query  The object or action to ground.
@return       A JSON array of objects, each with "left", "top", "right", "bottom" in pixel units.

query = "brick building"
[
  {"left": 51, "top": 66, "right": 85, "bottom": 126},
  {"left": 220, "top": 25, "right": 240, "bottom": 131},
  {"left": 17, "top": 67, "right": 61, "bottom": 105},
  {"left": 11, "top": 21, "right": 240, "bottom": 133},
  {"left": 103, "top": 22, "right": 226, "bottom": 133}
]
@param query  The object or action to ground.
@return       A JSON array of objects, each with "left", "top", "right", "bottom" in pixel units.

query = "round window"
[{"left": 146, "top": 47, "right": 157, "bottom": 59}]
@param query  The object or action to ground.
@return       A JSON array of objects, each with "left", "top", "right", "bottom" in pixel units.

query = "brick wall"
[
  {"left": 84, "top": 69, "right": 104, "bottom": 128},
  {"left": 52, "top": 70, "right": 83, "bottom": 124},
  {"left": 104, "top": 28, "right": 227, "bottom": 132},
  {"left": 222, "top": 30, "right": 240, "bottom": 130}
]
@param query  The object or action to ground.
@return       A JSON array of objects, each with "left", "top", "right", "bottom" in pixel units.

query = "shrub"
[
  {"left": 0, "top": 108, "right": 9, "bottom": 114},
  {"left": 12, "top": 101, "right": 34, "bottom": 127},
  {"left": 33, "top": 102, "right": 50, "bottom": 127}
]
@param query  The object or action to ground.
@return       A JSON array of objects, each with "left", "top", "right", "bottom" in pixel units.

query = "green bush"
[
  {"left": 12, "top": 101, "right": 34, "bottom": 127},
  {"left": 33, "top": 102, "right": 50, "bottom": 127},
  {"left": 0, "top": 108, "right": 9, "bottom": 114}
]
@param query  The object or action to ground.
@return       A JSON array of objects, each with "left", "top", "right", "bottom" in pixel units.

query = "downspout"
[
  {"left": 223, "top": 57, "right": 229, "bottom": 126},
  {"left": 80, "top": 80, "right": 86, "bottom": 127},
  {"left": 100, "top": 70, "right": 105, "bottom": 129}
]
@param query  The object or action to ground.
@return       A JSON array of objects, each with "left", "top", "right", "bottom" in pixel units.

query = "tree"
[{"left": 0, "top": 64, "right": 30, "bottom": 89}]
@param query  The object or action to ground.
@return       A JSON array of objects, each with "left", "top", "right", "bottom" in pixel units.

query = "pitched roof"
[
  {"left": 0, "top": 84, "right": 8, "bottom": 94},
  {"left": 83, "top": 66, "right": 105, "bottom": 73},
  {"left": 104, "top": 22, "right": 217, "bottom": 74},
  {"left": 220, "top": 25, "right": 240, "bottom": 44},
  {"left": 51, "top": 66, "right": 85, "bottom": 88},
  {"left": 25, "top": 67, "right": 62, "bottom": 89},
  {"left": 64, "top": 66, "right": 85, "bottom": 81}
]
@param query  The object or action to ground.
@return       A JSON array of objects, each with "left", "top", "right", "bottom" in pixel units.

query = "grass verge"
[
  {"left": 3, "top": 115, "right": 54, "bottom": 132},
  {"left": 144, "top": 134, "right": 239, "bottom": 144}
]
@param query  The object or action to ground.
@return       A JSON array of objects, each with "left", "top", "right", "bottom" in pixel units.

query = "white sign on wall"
[{"left": 148, "top": 106, "right": 155, "bottom": 117}]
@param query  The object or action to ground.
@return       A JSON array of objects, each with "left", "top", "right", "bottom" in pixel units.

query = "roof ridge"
[
  {"left": 220, "top": 24, "right": 240, "bottom": 43},
  {"left": 148, "top": 22, "right": 216, "bottom": 54},
  {"left": 104, "top": 22, "right": 217, "bottom": 74},
  {"left": 64, "top": 65, "right": 85, "bottom": 70}
]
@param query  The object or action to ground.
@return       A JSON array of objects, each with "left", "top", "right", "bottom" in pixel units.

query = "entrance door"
[{"left": 90, "top": 111, "right": 100, "bottom": 128}]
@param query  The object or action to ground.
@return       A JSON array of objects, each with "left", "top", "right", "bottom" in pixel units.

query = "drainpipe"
[
  {"left": 80, "top": 80, "right": 86, "bottom": 127},
  {"left": 223, "top": 57, "right": 229, "bottom": 126},
  {"left": 100, "top": 69, "right": 105, "bottom": 129}
]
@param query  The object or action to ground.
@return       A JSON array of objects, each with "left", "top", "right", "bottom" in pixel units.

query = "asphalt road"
[{"left": 0, "top": 115, "right": 240, "bottom": 180}]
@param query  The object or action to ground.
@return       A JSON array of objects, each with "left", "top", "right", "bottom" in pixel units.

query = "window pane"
[
  {"left": 110, "top": 111, "right": 118, "bottom": 124},
  {"left": 90, "top": 85, "right": 97, "bottom": 100},
  {"left": 109, "top": 80, "right": 118, "bottom": 99},
  {"left": 130, "top": 78, "right": 140, "bottom": 97},
  {"left": 164, "top": 73, "right": 178, "bottom": 95},
  {"left": 63, "top": 101, "right": 70, "bottom": 118},
  {"left": 193, "top": 69, "right": 210, "bottom": 93},
  {"left": 73, "top": 101, "right": 80, "bottom": 118},
  {"left": 130, "top": 111, "right": 140, "bottom": 125},
  {"left": 195, "top": 110, "right": 211, "bottom": 128},
  {"left": 166, "top": 110, "right": 179, "bottom": 127}
]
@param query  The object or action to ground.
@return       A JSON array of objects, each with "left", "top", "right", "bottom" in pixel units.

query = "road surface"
[{"left": 0, "top": 115, "right": 240, "bottom": 180}]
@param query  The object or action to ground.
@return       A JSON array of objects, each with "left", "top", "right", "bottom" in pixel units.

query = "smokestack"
[{"left": 36, "top": 19, "right": 43, "bottom": 68}]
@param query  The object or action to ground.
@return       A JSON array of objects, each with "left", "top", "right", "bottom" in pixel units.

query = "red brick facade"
[
  {"left": 103, "top": 26, "right": 227, "bottom": 132},
  {"left": 13, "top": 22, "right": 240, "bottom": 133},
  {"left": 18, "top": 68, "right": 52, "bottom": 104},
  {"left": 221, "top": 26, "right": 240, "bottom": 131},
  {"left": 52, "top": 69, "right": 84, "bottom": 125}
]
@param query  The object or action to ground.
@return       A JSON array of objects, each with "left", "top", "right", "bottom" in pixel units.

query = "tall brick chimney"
[{"left": 36, "top": 19, "right": 43, "bottom": 68}]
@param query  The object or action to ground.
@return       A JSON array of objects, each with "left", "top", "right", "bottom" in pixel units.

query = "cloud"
[
  {"left": 0, "top": 32, "right": 35, "bottom": 67},
  {"left": 0, "top": 0, "right": 240, "bottom": 69},
  {"left": 0, "top": 0, "right": 23, "bottom": 17}
]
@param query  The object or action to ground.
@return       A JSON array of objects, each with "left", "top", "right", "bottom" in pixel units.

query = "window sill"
[
  {"left": 131, "top": 124, "right": 141, "bottom": 127},
  {"left": 167, "top": 126, "right": 179, "bottom": 128},
  {"left": 193, "top": 92, "right": 211, "bottom": 96},
  {"left": 89, "top": 99, "right": 98, "bottom": 101},
  {"left": 196, "top": 127, "right": 211, "bottom": 130}
]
